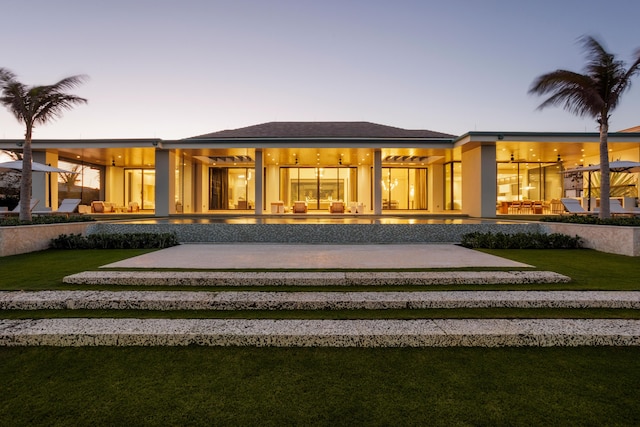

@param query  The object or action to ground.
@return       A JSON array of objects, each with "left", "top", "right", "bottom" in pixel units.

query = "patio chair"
[
  {"left": 0, "top": 198, "right": 39, "bottom": 216},
  {"left": 292, "top": 201, "right": 307, "bottom": 213},
  {"left": 328, "top": 201, "right": 345, "bottom": 213},
  {"left": 560, "top": 198, "right": 596, "bottom": 215},
  {"left": 602, "top": 199, "right": 639, "bottom": 216},
  {"left": 128, "top": 201, "right": 140, "bottom": 212},
  {"left": 34, "top": 199, "right": 81, "bottom": 216}
]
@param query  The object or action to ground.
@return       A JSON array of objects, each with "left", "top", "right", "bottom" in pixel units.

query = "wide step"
[
  {"left": 1, "top": 318, "right": 638, "bottom": 347},
  {"left": 2, "top": 290, "right": 639, "bottom": 310},
  {"left": 63, "top": 271, "right": 570, "bottom": 286}
]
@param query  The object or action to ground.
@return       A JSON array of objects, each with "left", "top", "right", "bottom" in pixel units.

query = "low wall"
[
  {"left": 86, "top": 222, "right": 543, "bottom": 244},
  {"left": 541, "top": 223, "right": 640, "bottom": 257},
  {"left": 4, "top": 221, "right": 637, "bottom": 257},
  {"left": 0, "top": 223, "right": 92, "bottom": 257}
]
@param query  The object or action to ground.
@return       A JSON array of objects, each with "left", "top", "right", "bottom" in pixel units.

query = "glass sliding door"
[
  {"left": 280, "top": 167, "right": 357, "bottom": 210},
  {"left": 208, "top": 167, "right": 255, "bottom": 210},
  {"left": 125, "top": 169, "right": 155, "bottom": 210},
  {"left": 381, "top": 167, "right": 428, "bottom": 210}
]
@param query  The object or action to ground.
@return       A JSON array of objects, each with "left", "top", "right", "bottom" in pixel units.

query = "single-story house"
[{"left": 1, "top": 121, "right": 639, "bottom": 217}]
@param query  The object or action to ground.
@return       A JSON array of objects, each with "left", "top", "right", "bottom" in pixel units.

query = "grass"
[
  {"left": 1, "top": 346, "right": 639, "bottom": 426},
  {"left": 1, "top": 247, "right": 639, "bottom": 425},
  {"left": 0, "top": 247, "right": 639, "bottom": 291}
]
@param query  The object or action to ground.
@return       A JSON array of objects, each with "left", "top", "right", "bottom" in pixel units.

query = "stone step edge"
[
  {"left": 2, "top": 290, "right": 639, "bottom": 310},
  {"left": 63, "top": 271, "right": 571, "bottom": 286},
  {"left": 1, "top": 318, "right": 638, "bottom": 347}
]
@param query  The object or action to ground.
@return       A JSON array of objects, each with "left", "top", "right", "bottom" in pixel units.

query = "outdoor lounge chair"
[
  {"left": 599, "top": 199, "right": 639, "bottom": 217},
  {"left": 0, "top": 198, "right": 39, "bottom": 216},
  {"left": 33, "top": 199, "right": 81, "bottom": 216},
  {"left": 560, "top": 198, "right": 596, "bottom": 215}
]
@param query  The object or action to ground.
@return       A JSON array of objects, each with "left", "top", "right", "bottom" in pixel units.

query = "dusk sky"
[{"left": 1, "top": 0, "right": 639, "bottom": 141}]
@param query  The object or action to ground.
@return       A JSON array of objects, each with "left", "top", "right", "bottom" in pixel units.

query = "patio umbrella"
[
  {"left": 566, "top": 160, "right": 640, "bottom": 173},
  {"left": 564, "top": 161, "right": 640, "bottom": 210},
  {"left": 0, "top": 160, "right": 77, "bottom": 174}
]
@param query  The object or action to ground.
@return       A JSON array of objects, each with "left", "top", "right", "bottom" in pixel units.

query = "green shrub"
[
  {"left": 541, "top": 215, "right": 640, "bottom": 226},
  {"left": 0, "top": 215, "right": 94, "bottom": 227},
  {"left": 460, "top": 232, "right": 582, "bottom": 249},
  {"left": 51, "top": 232, "right": 179, "bottom": 249}
]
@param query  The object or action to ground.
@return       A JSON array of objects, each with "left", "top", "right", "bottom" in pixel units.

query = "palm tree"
[
  {"left": 0, "top": 68, "right": 87, "bottom": 220},
  {"left": 529, "top": 36, "right": 640, "bottom": 218}
]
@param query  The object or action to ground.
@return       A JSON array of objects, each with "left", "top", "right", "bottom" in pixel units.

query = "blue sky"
[{"left": 1, "top": 0, "right": 639, "bottom": 140}]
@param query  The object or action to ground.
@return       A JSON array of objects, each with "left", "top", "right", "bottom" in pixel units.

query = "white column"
[
  {"left": 32, "top": 152, "right": 59, "bottom": 209},
  {"left": 428, "top": 163, "right": 444, "bottom": 213},
  {"left": 154, "top": 149, "right": 175, "bottom": 216},
  {"left": 461, "top": 144, "right": 497, "bottom": 218},
  {"left": 373, "top": 149, "right": 382, "bottom": 215},
  {"left": 254, "top": 149, "right": 263, "bottom": 214}
]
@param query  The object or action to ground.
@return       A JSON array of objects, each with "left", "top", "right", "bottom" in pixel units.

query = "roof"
[
  {"left": 620, "top": 125, "right": 640, "bottom": 132},
  {"left": 189, "top": 122, "right": 456, "bottom": 139}
]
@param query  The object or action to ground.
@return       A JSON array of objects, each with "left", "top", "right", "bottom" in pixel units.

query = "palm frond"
[{"left": 0, "top": 68, "right": 17, "bottom": 83}]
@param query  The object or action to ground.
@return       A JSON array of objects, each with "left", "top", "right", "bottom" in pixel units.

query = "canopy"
[
  {"left": 0, "top": 160, "right": 77, "bottom": 174},
  {"left": 566, "top": 160, "right": 640, "bottom": 174}
]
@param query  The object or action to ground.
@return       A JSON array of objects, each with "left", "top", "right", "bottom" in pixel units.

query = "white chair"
[
  {"left": 560, "top": 198, "right": 596, "bottom": 215},
  {"left": 34, "top": 198, "right": 81, "bottom": 216},
  {"left": 0, "top": 198, "right": 39, "bottom": 216}
]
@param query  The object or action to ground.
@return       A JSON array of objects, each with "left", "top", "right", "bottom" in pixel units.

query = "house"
[{"left": 0, "top": 121, "right": 638, "bottom": 216}]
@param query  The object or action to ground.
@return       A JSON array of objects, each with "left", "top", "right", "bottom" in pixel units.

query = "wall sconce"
[
  {"left": 510, "top": 153, "right": 514, "bottom": 162},
  {"left": 557, "top": 154, "right": 562, "bottom": 162},
  {"left": 152, "top": 140, "right": 159, "bottom": 147},
  {"left": 339, "top": 157, "right": 342, "bottom": 165},
  {"left": 111, "top": 159, "right": 116, "bottom": 167},
  {"left": 295, "top": 157, "right": 298, "bottom": 165}
]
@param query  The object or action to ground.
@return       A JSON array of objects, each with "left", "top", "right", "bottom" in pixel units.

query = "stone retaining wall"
[
  {"left": 0, "top": 223, "right": 92, "bottom": 257},
  {"left": 86, "top": 222, "right": 543, "bottom": 243},
  {"left": 542, "top": 223, "right": 640, "bottom": 257}
]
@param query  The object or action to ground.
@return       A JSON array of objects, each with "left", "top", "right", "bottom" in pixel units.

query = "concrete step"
[
  {"left": 1, "top": 318, "right": 638, "bottom": 347},
  {"left": 2, "top": 290, "right": 639, "bottom": 311},
  {"left": 62, "top": 271, "right": 571, "bottom": 286}
]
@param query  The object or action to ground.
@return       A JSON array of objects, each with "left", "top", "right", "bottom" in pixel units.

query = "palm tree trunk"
[
  {"left": 598, "top": 121, "right": 610, "bottom": 219},
  {"left": 18, "top": 126, "right": 33, "bottom": 221}
]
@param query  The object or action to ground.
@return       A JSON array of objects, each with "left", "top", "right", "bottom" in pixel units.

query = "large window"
[
  {"left": 125, "top": 169, "right": 156, "bottom": 210},
  {"left": 496, "top": 162, "right": 561, "bottom": 203},
  {"left": 208, "top": 167, "right": 255, "bottom": 210},
  {"left": 280, "top": 167, "right": 356, "bottom": 210},
  {"left": 58, "top": 159, "right": 102, "bottom": 206},
  {"left": 444, "top": 162, "right": 461, "bottom": 210},
  {"left": 381, "top": 167, "right": 428, "bottom": 210}
]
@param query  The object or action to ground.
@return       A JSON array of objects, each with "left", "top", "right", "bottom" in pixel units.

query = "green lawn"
[
  {"left": 0, "top": 248, "right": 639, "bottom": 291},
  {"left": 0, "top": 248, "right": 639, "bottom": 425},
  {"left": 0, "top": 346, "right": 638, "bottom": 426}
]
